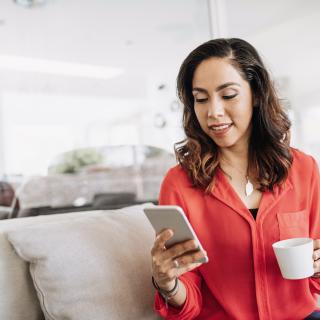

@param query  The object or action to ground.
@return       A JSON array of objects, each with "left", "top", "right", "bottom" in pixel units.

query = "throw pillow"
[{"left": 7, "top": 204, "right": 160, "bottom": 320}]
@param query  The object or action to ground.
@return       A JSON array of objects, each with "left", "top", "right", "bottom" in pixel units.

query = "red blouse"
[{"left": 154, "top": 148, "right": 320, "bottom": 319}]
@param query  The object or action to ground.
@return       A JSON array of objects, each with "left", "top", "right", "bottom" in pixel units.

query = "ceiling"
[
  {"left": 0, "top": 0, "right": 319, "bottom": 101},
  {"left": 0, "top": 0, "right": 210, "bottom": 98}
]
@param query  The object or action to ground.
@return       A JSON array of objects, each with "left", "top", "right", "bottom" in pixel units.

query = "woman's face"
[{"left": 192, "top": 57, "right": 254, "bottom": 150}]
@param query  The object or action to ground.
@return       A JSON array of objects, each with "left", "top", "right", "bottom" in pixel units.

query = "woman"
[{"left": 150, "top": 38, "right": 320, "bottom": 320}]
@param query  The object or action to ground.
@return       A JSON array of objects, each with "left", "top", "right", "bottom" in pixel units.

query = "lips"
[{"left": 208, "top": 123, "right": 233, "bottom": 131}]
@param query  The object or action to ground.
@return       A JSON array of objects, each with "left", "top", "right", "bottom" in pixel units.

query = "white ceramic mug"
[{"left": 272, "top": 238, "right": 314, "bottom": 280}]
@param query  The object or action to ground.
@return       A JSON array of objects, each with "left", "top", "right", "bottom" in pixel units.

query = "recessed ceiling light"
[{"left": 14, "top": 0, "right": 47, "bottom": 8}]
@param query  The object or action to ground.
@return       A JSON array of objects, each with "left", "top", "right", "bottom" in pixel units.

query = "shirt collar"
[{"left": 210, "top": 168, "right": 293, "bottom": 221}]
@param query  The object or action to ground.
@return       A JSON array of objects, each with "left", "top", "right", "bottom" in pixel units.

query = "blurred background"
[{"left": 0, "top": 0, "right": 319, "bottom": 218}]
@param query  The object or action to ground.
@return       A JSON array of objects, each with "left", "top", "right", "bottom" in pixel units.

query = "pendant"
[{"left": 245, "top": 179, "right": 254, "bottom": 197}]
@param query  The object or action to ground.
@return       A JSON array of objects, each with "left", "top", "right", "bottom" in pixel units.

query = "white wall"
[
  {"left": 0, "top": 0, "right": 208, "bottom": 177},
  {"left": 1, "top": 93, "right": 146, "bottom": 174},
  {"left": 0, "top": 0, "right": 320, "bottom": 177},
  {"left": 245, "top": 11, "right": 320, "bottom": 158}
]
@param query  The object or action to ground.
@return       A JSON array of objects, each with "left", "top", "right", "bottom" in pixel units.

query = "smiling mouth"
[{"left": 209, "top": 123, "right": 233, "bottom": 131}]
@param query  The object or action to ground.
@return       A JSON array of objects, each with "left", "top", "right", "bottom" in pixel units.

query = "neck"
[{"left": 219, "top": 145, "right": 249, "bottom": 173}]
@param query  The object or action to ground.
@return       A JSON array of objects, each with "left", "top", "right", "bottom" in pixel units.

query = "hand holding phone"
[{"left": 144, "top": 205, "right": 209, "bottom": 264}]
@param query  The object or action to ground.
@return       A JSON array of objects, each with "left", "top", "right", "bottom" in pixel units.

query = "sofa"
[{"left": 0, "top": 203, "right": 161, "bottom": 320}]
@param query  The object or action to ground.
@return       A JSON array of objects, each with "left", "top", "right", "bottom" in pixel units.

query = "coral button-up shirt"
[{"left": 154, "top": 148, "right": 320, "bottom": 320}]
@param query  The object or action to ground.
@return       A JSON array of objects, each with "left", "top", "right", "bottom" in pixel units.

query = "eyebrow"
[{"left": 192, "top": 82, "right": 241, "bottom": 94}]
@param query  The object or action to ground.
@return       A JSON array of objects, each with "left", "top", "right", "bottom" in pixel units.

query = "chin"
[
  {"left": 214, "top": 141, "right": 237, "bottom": 149},
  {"left": 209, "top": 135, "right": 238, "bottom": 149},
  {"left": 208, "top": 130, "right": 248, "bottom": 150}
]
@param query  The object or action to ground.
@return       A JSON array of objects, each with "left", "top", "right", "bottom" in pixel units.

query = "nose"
[{"left": 207, "top": 99, "right": 224, "bottom": 118}]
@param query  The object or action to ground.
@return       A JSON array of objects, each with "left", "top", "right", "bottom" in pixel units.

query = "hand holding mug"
[{"left": 312, "top": 239, "right": 320, "bottom": 277}]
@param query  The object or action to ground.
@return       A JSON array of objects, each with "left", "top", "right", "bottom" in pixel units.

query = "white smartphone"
[{"left": 143, "top": 205, "right": 209, "bottom": 263}]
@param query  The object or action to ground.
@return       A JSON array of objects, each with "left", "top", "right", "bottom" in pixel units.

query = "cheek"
[
  {"left": 194, "top": 108, "right": 208, "bottom": 127},
  {"left": 244, "top": 107, "right": 254, "bottom": 124},
  {"left": 194, "top": 108, "right": 209, "bottom": 133},
  {"left": 230, "top": 105, "right": 253, "bottom": 127},
  {"left": 194, "top": 107, "right": 204, "bottom": 123}
]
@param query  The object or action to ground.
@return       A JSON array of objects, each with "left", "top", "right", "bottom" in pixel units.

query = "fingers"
[
  {"left": 313, "top": 241, "right": 320, "bottom": 274},
  {"left": 150, "top": 230, "right": 208, "bottom": 289},
  {"left": 313, "top": 248, "right": 320, "bottom": 273},
  {"left": 313, "top": 239, "right": 320, "bottom": 250},
  {"left": 176, "top": 262, "right": 203, "bottom": 277},
  {"left": 313, "top": 249, "right": 320, "bottom": 261},
  {"left": 150, "top": 229, "right": 176, "bottom": 287},
  {"left": 151, "top": 229, "right": 173, "bottom": 256},
  {"left": 153, "top": 250, "right": 206, "bottom": 288},
  {"left": 313, "top": 259, "right": 320, "bottom": 273},
  {"left": 173, "top": 249, "right": 208, "bottom": 270},
  {"left": 162, "top": 239, "right": 199, "bottom": 260}
]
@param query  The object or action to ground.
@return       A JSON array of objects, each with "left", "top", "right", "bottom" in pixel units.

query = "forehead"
[{"left": 192, "top": 57, "right": 244, "bottom": 88}]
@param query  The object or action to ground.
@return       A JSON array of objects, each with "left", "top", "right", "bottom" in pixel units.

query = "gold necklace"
[{"left": 219, "top": 160, "right": 254, "bottom": 197}]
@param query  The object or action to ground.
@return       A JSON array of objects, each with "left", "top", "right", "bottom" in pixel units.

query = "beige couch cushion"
[
  {"left": 0, "top": 210, "right": 94, "bottom": 320},
  {"left": 6, "top": 204, "right": 160, "bottom": 320},
  {"left": 0, "top": 204, "right": 158, "bottom": 320}
]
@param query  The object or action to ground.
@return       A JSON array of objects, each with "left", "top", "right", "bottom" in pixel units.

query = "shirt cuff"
[{"left": 154, "top": 277, "right": 201, "bottom": 320}]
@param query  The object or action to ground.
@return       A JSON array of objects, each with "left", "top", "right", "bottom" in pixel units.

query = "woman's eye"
[
  {"left": 223, "top": 94, "right": 237, "bottom": 100},
  {"left": 195, "top": 98, "right": 208, "bottom": 103}
]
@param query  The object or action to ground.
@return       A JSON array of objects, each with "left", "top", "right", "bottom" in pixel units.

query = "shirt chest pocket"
[{"left": 277, "top": 210, "right": 309, "bottom": 240}]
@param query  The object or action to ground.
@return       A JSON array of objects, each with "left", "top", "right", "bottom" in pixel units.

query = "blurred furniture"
[
  {"left": 9, "top": 145, "right": 174, "bottom": 218},
  {"left": 0, "top": 207, "right": 11, "bottom": 220},
  {"left": 0, "top": 203, "right": 160, "bottom": 320},
  {"left": 0, "top": 182, "right": 20, "bottom": 219}
]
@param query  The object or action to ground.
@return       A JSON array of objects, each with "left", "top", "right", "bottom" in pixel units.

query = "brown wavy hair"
[{"left": 175, "top": 38, "right": 292, "bottom": 193}]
